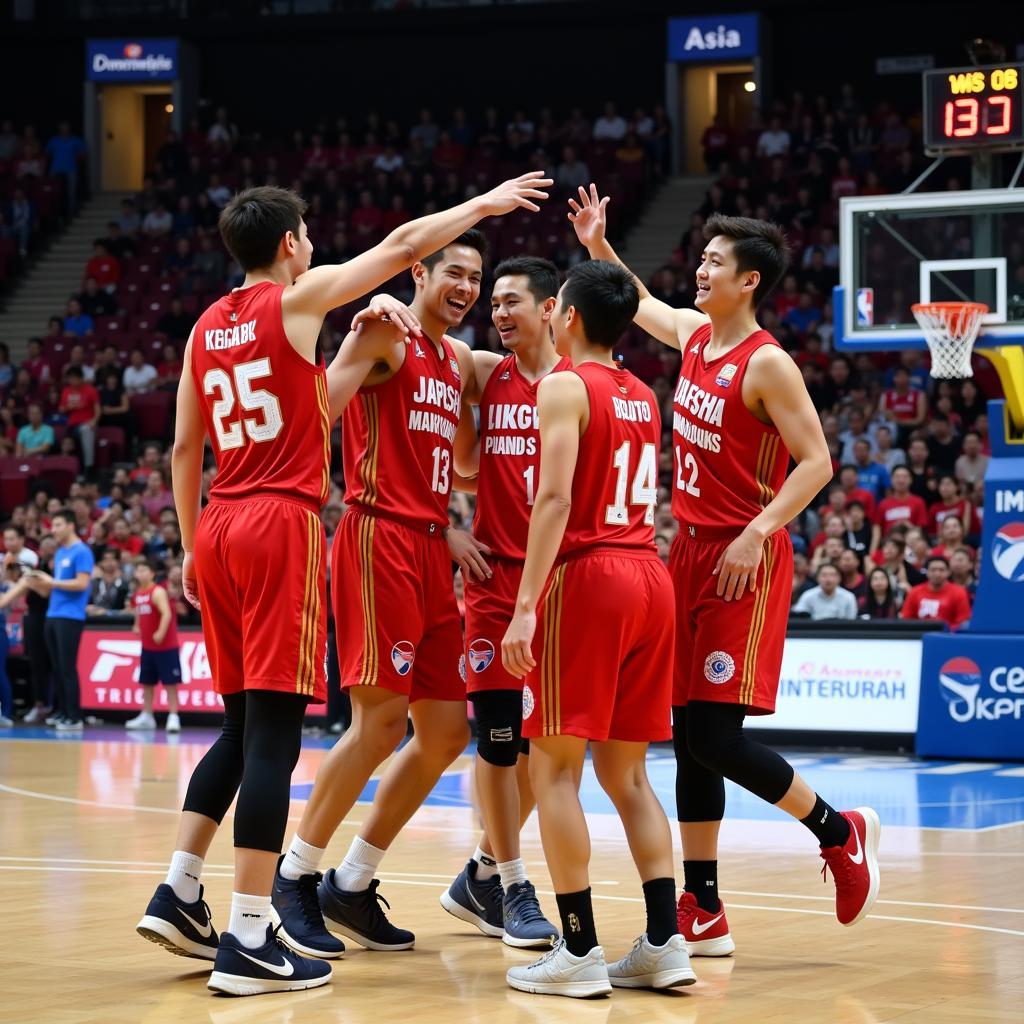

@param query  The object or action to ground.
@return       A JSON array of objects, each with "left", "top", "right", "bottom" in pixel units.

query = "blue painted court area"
[{"left": 4, "top": 726, "right": 1022, "bottom": 832}]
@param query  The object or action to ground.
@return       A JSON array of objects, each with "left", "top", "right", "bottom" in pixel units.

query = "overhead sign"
[
  {"left": 876, "top": 55, "right": 935, "bottom": 75},
  {"left": 667, "top": 14, "right": 759, "bottom": 62},
  {"left": 86, "top": 39, "right": 178, "bottom": 81},
  {"left": 745, "top": 637, "right": 921, "bottom": 733}
]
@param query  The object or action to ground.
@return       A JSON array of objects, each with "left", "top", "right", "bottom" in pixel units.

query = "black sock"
[
  {"left": 555, "top": 888, "right": 598, "bottom": 956},
  {"left": 683, "top": 860, "right": 720, "bottom": 913},
  {"left": 641, "top": 878, "right": 678, "bottom": 945},
  {"left": 801, "top": 795, "right": 851, "bottom": 848}
]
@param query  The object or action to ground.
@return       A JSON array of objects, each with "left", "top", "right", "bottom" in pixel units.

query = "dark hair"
[
  {"left": 3, "top": 522, "right": 24, "bottom": 537},
  {"left": 51, "top": 507, "right": 76, "bottom": 526},
  {"left": 847, "top": 500, "right": 865, "bottom": 513},
  {"left": 492, "top": 256, "right": 559, "bottom": 303},
  {"left": 420, "top": 228, "right": 488, "bottom": 271},
  {"left": 927, "top": 555, "right": 950, "bottom": 569},
  {"left": 218, "top": 186, "right": 308, "bottom": 272},
  {"left": 817, "top": 562, "right": 840, "bottom": 576},
  {"left": 839, "top": 463, "right": 857, "bottom": 475},
  {"left": 65, "top": 365, "right": 83, "bottom": 379},
  {"left": 559, "top": 260, "right": 639, "bottom": 348},
  {"left": 891, "top": 464, "right": 911, "bottom": 478},
  {"left": 703, "top": 214, "right": 790, "bottom": 306}
]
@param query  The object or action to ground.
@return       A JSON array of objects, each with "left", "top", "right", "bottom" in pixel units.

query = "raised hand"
[
  {"left": 479, "top": 171, "right": 553, "bottom": 217},
  {"left": 351, "top": 294, "right": 422, "bottom": 336},
  {"left": 568, "top": 183, "right": 610, "bottom": 248}
]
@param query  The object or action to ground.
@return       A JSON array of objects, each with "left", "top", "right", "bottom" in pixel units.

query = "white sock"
[
  {"left": 335, "top": 836, "right": 385, "bottom": 892},
  {"left": 228, "top": 891, "right": 272, "bottom": 949},
  {"left": 280, "top": 835, "right": 325, "bottom": 881},
  {"left": 472, "top": 845, "right": 499, "bottom": 879},
  {"left": 165, "top": 850, "right": 203, "bottom": 904},
  {"left": 498, "top": 858, "right": 527, "bottom": 890}
]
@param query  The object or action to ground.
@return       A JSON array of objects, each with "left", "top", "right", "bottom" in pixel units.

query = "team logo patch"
[
  {"left": 414, "top": 340, "right": 426, "bottom": 358},
  {"left": 468, "top": 639, "right": 495, "bottom": 673},
  {"left": 390, "top": 641, "right": 415, "bottom": 676},
  {"left": 450, "top": 358, "right": 461, "bottom": 377},
  {"left": 458, "top": 654, "right": 467, "bottom": 682},
  {"left": 992, "top": 522, "right": 1024, "bottom": 581},
  {"left": 522, "top": 686, "right": 536, "bottom": 720},
  {"left": 500, "top": 371, "right": 511, "bottom": 381},
  {"left": 704, "top": 651, "right": 735, "bottom": 684},
  {"left": 715, "top": 363, "right": 738, "bottom": 389}
]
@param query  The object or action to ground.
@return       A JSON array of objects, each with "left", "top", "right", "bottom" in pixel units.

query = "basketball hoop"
[{"left": 911, "top": 301, "right": 988, "bottom": 379}]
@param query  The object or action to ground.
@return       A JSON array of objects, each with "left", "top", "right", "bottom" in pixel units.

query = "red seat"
[
  {"left": 38, "top": 455, "right": 79, "bottom": 496},
  {"left": 129, "top": 391, "right": 174, "bottom": 440},
  {"left": 0, "top": 474, "right": 28, "bottom": 514},
  {"left": 96, "top": 426, "right": 126, "bottom": 467}
]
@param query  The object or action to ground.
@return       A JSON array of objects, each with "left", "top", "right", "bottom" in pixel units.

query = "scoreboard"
[{"left": 923, "top": 63, "right": 1024, "bottom": 154}]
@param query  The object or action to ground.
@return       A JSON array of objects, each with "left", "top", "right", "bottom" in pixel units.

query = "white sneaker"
[
  {"left": 0, "top": 715, "right": 13, "bottom": 727},
  {"left": 506, "top": 940, "right": 611, "bottom": 999},
  {"left": 45, "top": 713, "right": 63, "bottom": 726},
  {"left": 55, "top": 718, "right": 84, "bottom": 732},
  {"left": 22, "top": 706, "right": 50, "bottom": 724},
  {"left": 165, "top": 713, "right": 181, "bottom": 733},
  {"left": 125, "top": 711, "right": 157, "bottom": 730},
  {"left": 607, "top": 934, "right": 696, "bottom": 990}
]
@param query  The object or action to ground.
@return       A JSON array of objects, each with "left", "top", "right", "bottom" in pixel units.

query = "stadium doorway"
[
  {"left": 96, "top": 84, "right": 173, "bottom": 192},
  {"left": 680, "top": 62, "right": 756, "bottom": 173}
]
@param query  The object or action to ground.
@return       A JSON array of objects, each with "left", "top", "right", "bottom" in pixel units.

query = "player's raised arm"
[
  {"left": 501, "top": 371, "right": 587, "bottom": 677},
  {"left": 170, "top": 333, "right": 207, "bottom": 610},
  {"left": 291, "top": 172, "right": 552, "bottom": 318},
  {"left": 713, "top": 346, "right": 833, "bottom": 600},
  {"left": 569, "top": 184, "right": 708, "bottom": 350},
  {"left": 325, "top": 316, "right": 407, "bottom": 421}
]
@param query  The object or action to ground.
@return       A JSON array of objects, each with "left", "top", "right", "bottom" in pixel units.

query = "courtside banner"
[
  {"left": 77, "top": 628, "right": 326, "bottom": 716},
  {"left": 745, "top": 637, "right": 921, "bottom": 733}
]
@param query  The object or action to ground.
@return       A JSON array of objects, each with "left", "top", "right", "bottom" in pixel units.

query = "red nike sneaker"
[
  {"left": 676, "top": 892, "right": 735, "bottom": 957},
  {"left": 820, "top": 807, "right": 881, "bottom": 926}
]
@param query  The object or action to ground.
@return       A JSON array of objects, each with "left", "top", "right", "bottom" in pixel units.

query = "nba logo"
[
  {"left": 991, "top": 522, "right": 1024, "bottom": 581},
  {"left": 938, "top": 657, "right": 982, "bottom": 723},
  {"left": 856, "top": 288, "right": 874, "bottom": 327},
  {"left": 468, "top": 639, "right": 495, "bottom": 673},
  {"left": 390, "top": 641, "right": 415, "bottom": 676},
  {"left": 715, "top": 363, "right": 737, "bottom": 389}
]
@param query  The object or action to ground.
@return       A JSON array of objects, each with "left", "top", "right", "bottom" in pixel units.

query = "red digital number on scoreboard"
[
  {"left": 943, "top": 96, "right": 1012, "bottom": 138},
  {"left": 923, "top": 63, "right": 1024, "bottom": 152}
]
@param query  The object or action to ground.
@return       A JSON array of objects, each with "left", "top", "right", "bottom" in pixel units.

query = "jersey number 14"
[{"left": 606, "top": 441, "right": 657, "bottom": 526}]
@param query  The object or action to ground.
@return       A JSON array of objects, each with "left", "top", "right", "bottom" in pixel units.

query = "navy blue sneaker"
[
  {"left": 208, "top": 925, "right": 332, "bottom": 996},
  {"left": 136, "top": 883, "right": 219, "bottom": 960},
  {"left": 439, "top": 859, "right": 504, "bottom": 938},
  {"left": 270, "top": 859, "right": 345, "bottom": 959},
  {"left": 319, "top": 872, "right": 414, "bottom": 950},
  {"left": 502, "top": 880, "right": 560, "bottom": 949}
]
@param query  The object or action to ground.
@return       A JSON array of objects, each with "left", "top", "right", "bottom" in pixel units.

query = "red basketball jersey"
[
  {"left": 132, "top": 584, "right": 178, "bottom": 651},
  {"left": 560, "top": 361, "right": 660, "bottom": 555},
  {"left": 343, "top": 332, "right": 462, "bottom": 530},
  {"left": 474, "top": 354, "right": 571, "bottom": 559},
  {"left": 190, "top": 282, "right": 331, "bottom": 509},
  {"left": 672, "top": 325, "right": 789, "bottom": 531}
]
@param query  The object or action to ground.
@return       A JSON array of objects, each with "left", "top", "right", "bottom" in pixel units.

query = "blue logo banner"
[
  {"left": 86, "top": 39, "right": 178, "bottom": 81},
  {"left": 667, "top": 14, "right": 759, "bottom": 62}
]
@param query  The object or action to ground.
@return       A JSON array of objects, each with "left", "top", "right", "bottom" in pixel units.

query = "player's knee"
[
  {"left": 351, "top": 707, "right": 407, "bottom": 760},
  {"left": 420, "top": 717, "right": 471, "bottom": 764},
  {"left": 685, "top": 701, "right": 744, "bottom": 774},
  {"left": 471, "top": 689, "right": 524, "bottom": 768}
]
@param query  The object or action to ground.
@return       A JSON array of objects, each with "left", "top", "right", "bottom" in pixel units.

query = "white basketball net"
[{"left": 911, "top": 301, "right": 988, "bottom": 379}]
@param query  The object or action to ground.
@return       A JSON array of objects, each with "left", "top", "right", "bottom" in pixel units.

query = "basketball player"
[
  {"left": 126, "top": 557, "right": 182, "bottom": 733},
  {"left": 273, "top": 224, "right": 556, "bottom": 957},
  {"left": 570, "top": 185, "right": 881, "bottom": 955},
  {"left": 502, "top": 260, "right": 695, "bottom": 998},
  {"left": 437, "top": 256, "right": 566, "bottom": 948},
  {"left": 136, "top": 174, "right": 551, "bottom": 997}
]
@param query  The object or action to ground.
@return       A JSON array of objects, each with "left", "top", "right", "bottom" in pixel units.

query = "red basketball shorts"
[
  {"left": 669, "top": 527, "right": 792, "bottom": 715},
  {"left": 464, "top": 558, "right": 524, "bottom": 694},
  {"left": 194, "top": 496, "right": 326, "bottom": 703},
  {"left": 333, "top": 508, "right": 464, "bottom": 702},
  {"left": 523, "top": 547, "right": 673, "bottom": 743}
]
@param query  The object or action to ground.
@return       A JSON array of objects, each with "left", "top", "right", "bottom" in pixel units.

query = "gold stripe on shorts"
[
  {"left": 359, "top": 394, "right": 380, "bottom": 508},
  {"left": 358, "top": 515, "right": 379, "bottom": 686},
  {"left": 294, "top": 510, "right": 317, "bottom": 696}
]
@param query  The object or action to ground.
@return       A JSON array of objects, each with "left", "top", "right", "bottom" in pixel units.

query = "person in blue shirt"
[
  {"left": 15, "top": 401, "right": 55, "bottom": 456},
  {"left": 44, "top": 121, "right": 86, "bottom": 215},
  {"left": 26, "top": 509, "right": 94, "bottom": 731},
  {"left": 852, "top": 437, "right": 891, "bottom": 502},
  {"left": 62, "top": 297, "right": 94, "bottom": 338}
]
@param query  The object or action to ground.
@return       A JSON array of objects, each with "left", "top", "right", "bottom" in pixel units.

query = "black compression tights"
[
  {"left": 182, "top": 690, "right": 309, "bottom": 852},
  {"left": 673, "top": 701, "right": 796, "bottom": 822}
]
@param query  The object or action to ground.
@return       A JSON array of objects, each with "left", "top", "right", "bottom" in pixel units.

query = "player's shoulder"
[{"left": 539, "top": 368, "right": 587, "bottom": 403}]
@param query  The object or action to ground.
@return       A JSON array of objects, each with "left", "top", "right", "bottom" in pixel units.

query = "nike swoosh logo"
[
  {"left": 178, "top": 907, "right": 213, "bottom": 938},
  {"left": 238, "top": 950, "right": 295, "bottom": 977},
  {"left": 691, "top": 913, "right": 724, "bottom": 936},
  {"left": 848, "top": 824, "right": 865, "bottom": 865},
  {"left": 467, "top": 888, "right": 488, "bottom": 915}
]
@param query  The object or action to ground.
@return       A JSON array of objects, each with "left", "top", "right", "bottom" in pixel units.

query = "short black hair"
[
  {"left": 218, "top": 186, "right": 308, "bottom": 272},
  {"left": 421, "top": 228, "right": 488, "bottom": 271},
  {"left": 3, "top": 523, "right": 24, "bottom": 537},
  {"left": 703, "top": 214, "right": 790, "bottom": 307},
  {"left": 51, "top": 507, "right": 75, "bottom": 526},
  {"left": 65, "top": 365, "right": 83, "bottom": 380},
  {"left": 560, "top": 260, "right": 639, "bottom": 348},
  {"left": 927, "top": 555, "right": 950, "bottom": 569},
  {"left": 492, "top": 256, "right": 559, "bottom": 303}
]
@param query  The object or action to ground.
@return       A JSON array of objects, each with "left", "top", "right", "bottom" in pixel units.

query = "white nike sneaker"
[
  {"left": 165, "top": 713, "right": 181, "bottom": 733},
  {"left": 506, "top": 939, "right": 611, "bottom": 999},
  {"left": 607, "top": 933, "right": 697, "bottom": 989},
  {"left": 126, "top": 711, "right": 157, "bottom": 730}
]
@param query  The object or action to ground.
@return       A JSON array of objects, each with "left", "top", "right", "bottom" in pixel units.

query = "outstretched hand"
[
  {"left": 479, "top": 171, "right": 553, "bottom": 217},
  {"left": 568, "top": 183, "right": 609, "bottom": 248},
  {"left": 351, "top": 294, "right": 422, "bottom": 336}
]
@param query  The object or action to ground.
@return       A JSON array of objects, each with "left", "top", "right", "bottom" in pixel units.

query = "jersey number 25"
[{"left": 203, "top": 358, "right": 284, "bottom": 451}]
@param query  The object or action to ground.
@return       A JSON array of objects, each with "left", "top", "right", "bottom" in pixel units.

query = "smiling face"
[
  {"left": 415, "top": 243, "right": 483, "bottom": 328},
  {"left": 491, "top": 274, "right": 553, "bottom": 353},
  {"left": 695, "top": 236, "right": 758, "bottom": 317}
]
